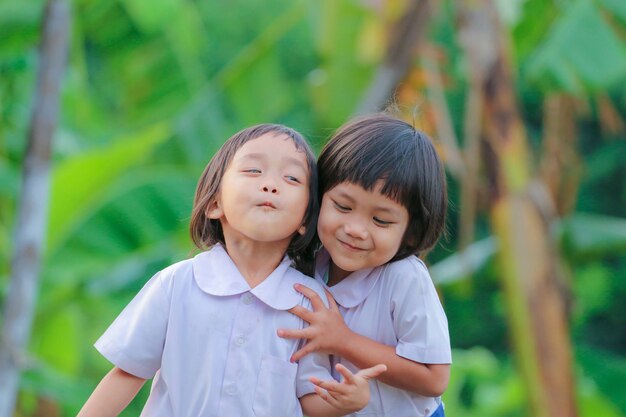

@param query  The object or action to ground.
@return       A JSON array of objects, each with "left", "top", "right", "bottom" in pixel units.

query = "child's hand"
[
  {"left": 278, "top": 284, "right": 351, "bottom": 362},
  {"left": 310, "top": 363, "right": 387, "bottom": 413}
]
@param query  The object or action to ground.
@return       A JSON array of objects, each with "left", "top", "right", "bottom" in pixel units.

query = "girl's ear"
[
  {"left": 297, "top": 225, "right": 306, "bottom": 236},
  {"left": 205, "top": 199, "right": 223, "bottom": 219}
]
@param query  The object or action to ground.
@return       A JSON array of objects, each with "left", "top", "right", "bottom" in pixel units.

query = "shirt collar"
[
  {"left": 192, "top": 244, "right": 305, "bottom": 310},
  {"left": 314, "top": 247, "right": 383, "bottom": 308}
]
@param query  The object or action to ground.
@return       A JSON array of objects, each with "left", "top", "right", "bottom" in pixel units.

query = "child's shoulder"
[
  {"left": 383, "top": 255, "right": 429, "bottom": 275},
  {"left": 380, "top": 255, "right": 432, "bottom": 290},
  {"left": 286, "top": 266, "right": 329, "bottom": 307},
  {"left": 153, "top": 257, "right": 195, "bottom": 285},
  {"left": 288, "top": 267, "right": 326, "bottom": 293},
  {"left": 162, "top": 257, "right": 194, "bottom": 274}
]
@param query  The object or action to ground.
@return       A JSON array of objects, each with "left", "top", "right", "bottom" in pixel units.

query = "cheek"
[
  {"left": 317, "top": 204, "right": 335, "bottom": 230},
  {"left": 295, "top": 190, "right": 309, "bottom": 216},
  {"left": 316, "top": 215, "right": 328, "bottom": 237},
  {"left": 316, "top": 211, "right": 335, "bottom": 243},
  {"left": 388, "top": 229, "right": 408, "bottom": 253}
]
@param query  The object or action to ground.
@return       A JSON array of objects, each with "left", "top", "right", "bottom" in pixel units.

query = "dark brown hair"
[
  {"left": 190, "top": 124, "right": 318, "bottom": 272},
  {"left": 317, "top": 113, "right": 447, "bottom": 261}
]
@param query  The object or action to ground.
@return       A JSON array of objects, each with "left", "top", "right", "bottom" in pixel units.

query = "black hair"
[{"left": 317, "top": 113, "right": 447, "bottom": 260}]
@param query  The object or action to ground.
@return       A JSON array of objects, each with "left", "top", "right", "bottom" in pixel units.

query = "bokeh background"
[{"left": 1, "top": 0, "right": 625, "bottom": 416}]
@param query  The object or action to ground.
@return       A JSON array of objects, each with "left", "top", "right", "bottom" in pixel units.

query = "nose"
[
  {"left": 262, "top": 185, "right": 277, "bottom": 193},
  {"left": 343, "top": 221, "right": 368, "bottom": 240},
  {"left": 261, "top": 179, "right": 278, "bottom": 194}
]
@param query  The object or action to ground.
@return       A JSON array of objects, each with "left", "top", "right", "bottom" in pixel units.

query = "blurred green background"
[{"left": 1, "top": 0, "right": 625, "bottom": 416}]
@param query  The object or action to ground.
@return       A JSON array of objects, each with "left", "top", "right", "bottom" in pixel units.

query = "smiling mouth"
[{"left": 338, "top": 240, "right": 365, "bottom": 251}]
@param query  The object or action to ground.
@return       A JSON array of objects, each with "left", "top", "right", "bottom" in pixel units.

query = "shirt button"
[
  {"left": 225, "top": 384, "right": 237, "bottom": 395},
  {"left": 242, "top": 293, "right": 254, "bottom": 305},
  {"left": 235, "top": 336, "right": 246, "bottom": 346}
]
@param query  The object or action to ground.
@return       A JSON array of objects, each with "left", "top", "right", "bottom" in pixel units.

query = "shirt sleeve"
[
  {"left": 94, "top": 270, "right": 172, "bottom": 379},
  {"left": 391, "top": 259, "right": 452, "bottom": 364},
  {"left": 296, "top": 351, "right": 334, "bottom": 398}
]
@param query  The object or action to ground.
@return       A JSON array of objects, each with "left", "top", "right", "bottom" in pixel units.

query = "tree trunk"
[
  {"left": 0, "top": 2, "right": 70, "bottom": 416},
  {"left": 540, "top": 94, "right": 581, "bottom": 217},
  {"left": 354, "top": 0, "right": 433, "bottom": 115},
  {"left": 457, "top": 2, "right": 578, "bottom": 417}
]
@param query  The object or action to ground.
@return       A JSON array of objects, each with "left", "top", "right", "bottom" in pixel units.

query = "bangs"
[{"left": 319, "top": 127, "right": 418, "bottom": 209}]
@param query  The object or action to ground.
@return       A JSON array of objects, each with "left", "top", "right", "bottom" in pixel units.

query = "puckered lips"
[{"left": 257, "top": 201, "right": 277, "bottom": 209}]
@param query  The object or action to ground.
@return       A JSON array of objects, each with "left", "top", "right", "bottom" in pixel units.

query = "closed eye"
[
  {"left": 333, "top": 201, "right": 351, "bottom": 212},
  {"left": 285, "top": 175, "right": 301, "bottom": 183},
  {"left": 244, "top": 168, "right": 261, "bottom": 174},
  {"left": 373, "top": 217, "right": 393, "bottom": 226}
]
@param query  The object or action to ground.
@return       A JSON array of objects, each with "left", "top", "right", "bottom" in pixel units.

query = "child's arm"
[
  {"left": 278, "top": 285, "right": 449, "bottom": 397},
  {"left": 77, "top": 367, "right": 146, "bottom": 417},
  {"left": 300, "top": 363, "right": 386, "bottom": 417}
]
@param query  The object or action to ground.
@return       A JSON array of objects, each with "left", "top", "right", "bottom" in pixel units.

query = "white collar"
[
  {"left": 192, "top": 244, "right": 306, "bottom": 310},
  {"left": 314, "top": 248, "right": 383, "bottom": 308}
]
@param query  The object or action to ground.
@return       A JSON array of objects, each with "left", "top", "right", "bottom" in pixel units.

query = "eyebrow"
[{"left": 239, "top": 153, "right": 308, "bottom": 172}]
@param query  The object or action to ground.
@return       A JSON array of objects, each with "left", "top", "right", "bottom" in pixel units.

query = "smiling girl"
[{"left": 279, "top": 114, "right": 451, "bottom": 417}]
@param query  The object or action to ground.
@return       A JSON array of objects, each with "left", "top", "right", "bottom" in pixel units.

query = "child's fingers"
[
  {"left": 290, "top": 343, "right": 317, "bottom": 362},
  {"left": 294, "top": 284, "right": 327, "bottom": 311},
  {"left": 287, "top": 305, "right": 315, "bottom": 323},
  {"left": 335, "top": 363, "right": 358, "bottom": 385},
  {"left": 276, "top": 327, "right": 311, "bottom": 340},
  {"left": 313, "top": 386, "right": 342, "bottom": 409},
  {"left": 324, "top": 289, "right": 341, "bottom": 312},
  {"left": 355, "top": 363, "right": 387, "bottom": 380},
  {"left": 311, "top": 378, "right": 346, "bottom": 395}
]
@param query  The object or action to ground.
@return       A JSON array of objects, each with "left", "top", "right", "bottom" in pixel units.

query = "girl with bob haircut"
[
  {"left": 78, "top": 124, "right": 386, "bottom": 417},
  {"left": 279, "top": 114, "right": 451, "bottom": 417}
]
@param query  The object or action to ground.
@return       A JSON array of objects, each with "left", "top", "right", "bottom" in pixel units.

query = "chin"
[{"left": 332, "top": 258, "right": 361, "bottom": 273}]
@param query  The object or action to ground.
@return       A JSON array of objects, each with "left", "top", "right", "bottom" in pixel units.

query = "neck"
[
  {"left": 327, "top": 261, "right": 351, "bottom": 286},
  {"left": 222, "top": 236, "right": 290, "bottom": 288}
]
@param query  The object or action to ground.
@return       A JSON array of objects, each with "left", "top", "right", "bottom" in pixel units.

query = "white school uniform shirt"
[
  {"left": 95, "top": 244, "right": 332, "bottom": 417},
  {"left": 314, "top": 248, "right": 452, "bottom": 417}
]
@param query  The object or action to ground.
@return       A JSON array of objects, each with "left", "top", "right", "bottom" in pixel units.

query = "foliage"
[{"left": 1, "top": 0, "right": 625, "bottom": 416}]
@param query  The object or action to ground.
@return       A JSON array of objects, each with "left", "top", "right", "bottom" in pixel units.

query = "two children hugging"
[{"left": 78, "top": 115, "right": 450, "bottom": 417}]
